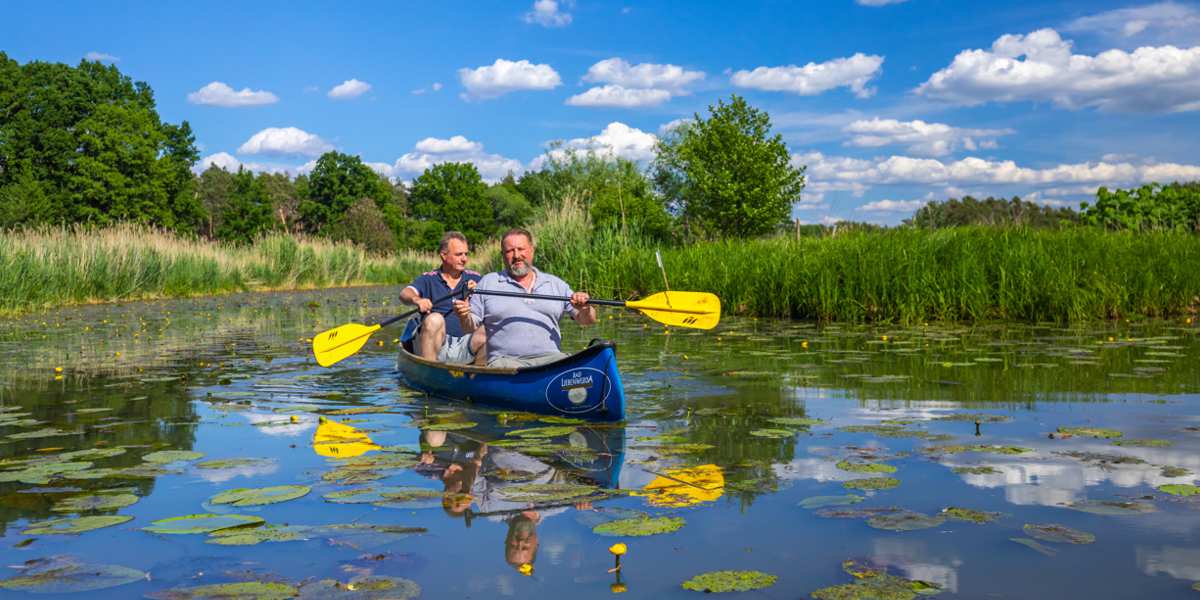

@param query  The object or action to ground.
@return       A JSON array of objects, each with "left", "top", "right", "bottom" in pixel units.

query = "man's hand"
[
  {"left": 453, "top": 298, "right": 472, "bottom": 320},
  {"left": 416, "top": 298, "right": 433, "bottom": 314},
  {"left": 570, "top": 291, "right": 590, "bottom": 309}
]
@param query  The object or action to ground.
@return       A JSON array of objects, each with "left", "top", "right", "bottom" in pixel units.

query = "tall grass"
[
  {"left": 0, "top": 224, "right": 433, "bottom": 314},
  {"left": 536, "top": 224, "right": 1200, "bottom": 323}
]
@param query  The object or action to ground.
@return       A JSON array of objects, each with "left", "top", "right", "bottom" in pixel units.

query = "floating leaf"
[
  {"left": 952, "top": 466, "right": 1000, "bottom": 475},
  {"left": 322, "top": 468, "right": 385, "bottom": 485},
  {"left": 0, "top": 557, "right": 146, "bottom": 593},
  {"left": 323, "top": 486, "right": 435, "bottom": 505},
  {"left": 1064, "top": 500, "right": 1156, "bottom": 515},
  {"left": 195, "top": 458, "right": 273, "bottom": 470},
  {"left": 799, "top": 495, "right": 865, "bottom": 509},
  {"left": 1056, "top": 426, "right": 1122, "bottom": 439},
  {"left": 1054, "top": 451, "right": 1145, "bottom": 465},
  {"left": 748, "top": 428, "right": 793, "bottom": 438},
  {"left": 500, "top": 482, "right": 604, "bottom": 503},
  {"left": 836, "top": 460, "right": 896, "bottom": 474},
  {"left": 58, "top": 448, "right": 127, "bottom": 461},
  {"left": 942, "top": 507, "right": 1000, "bottom": 524},
  {"left": 23, "top": 515, "right": 131, "bottom": 535},
  {"left": 843, "top": 477, "right": 900, "bottom": 491},
  {"left": 143, "top": 513, "right": 265, "bottom": 534},
  {"left": 926, "top": 444, "right": 1030, "bottom": 456},
  {"left": 7, "top": 428, "right": 75, "bottom": 440},
  {"left": 935, "top": 413, "right": 1010, "bottom": 423},
  {"left": 812, "top": 562, "right": 943, "bottom": 599},
  {"left": 207, "top": 524, "right": 311, "bottom": 546},
  {"left": 297, "top": 575, "right": 421, "bottom": 599},
  {"left": 506, "top": 426, "right": 576, "bottom": 438},
  {"left": 423, "top": 421, "right": 477, "bottom": 431},
  {"left": 1158, "top": 484, "right": 1200, "bottom": 497},
  {"left": 1161, "top": 466, "right": 1192, "bottom": 478},
  {"left": 147, "top": 581, "right": 298, "bottom": 599},
  {"left": 210, "top": 485, "right": 310, "bottom": 507},
  {"left": 52, "top": 493, "right": 139, "bottom": 513},
  {"left": 681, "top": 570, "right": 777, "bottom": 593},
  {"left": 1112, "top": 439, "right": 1171, "bottom": 448},
  {"left": 312, "top": 524, "right": 426, "bottom": 550},
  {"left": 867, "top": 510, "right": 945, "bottom": 531},
  {"left": 767, "top": 417, "right": 826, "bottom": 427},
  {"left": 1023, "top": 523, "right": 1095, "bottom": 544},
  {"left": 593, "top": 516, "right": 685, "bottom": 537},
  {"left": 142, "top": 450, "right": 205, "bottom": 464}
]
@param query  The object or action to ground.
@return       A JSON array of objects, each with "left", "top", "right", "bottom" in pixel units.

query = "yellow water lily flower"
[
  {"left": 518, "top": 563, "right": 533, "bottom": 576},
  {"left": 610, "top": 582, "right": 627, "bottom": 593},
  {"left": 54, "top": 367, "right": 62, "bottom": 373},
  {"left": 608, "top": 543, "right": 627, "bottom": 556}
]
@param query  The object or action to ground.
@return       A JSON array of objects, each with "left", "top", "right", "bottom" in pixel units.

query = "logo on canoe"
[{"left": 545, "top": 367, "right": 609, "bottom": 414}]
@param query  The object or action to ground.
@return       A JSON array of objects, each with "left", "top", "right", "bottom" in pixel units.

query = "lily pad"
[
  {"left": 836, "top": 460, "right": 896, "bottom": 474},
  {"left": 942, "top": 507, "right": 1001, "bottom": 524},
  {"left": 52, "top": 493, "right": 139, "bottom": 513},
  {"left": 210, "top": 485, "right": 310, "bottom": 507},
  {"left": 927, "top": 445, "right": 1031, "bottom": 456},
  {"left": 767, "top": 417, "right": 826, "bottom": 427},
  {"left": 143, "top": 513, "right": 265, "bottom": 534},
  {"left": 297, "top": 575, "right": 421, "bottom": 599},
  {"left": 811, "top": 564, "right": 943, "bottom": 600},
  {"left": 593, "top": 516, "right": 685, "bottom": 537},
  {"left": 1161, "top": 466, "right": 1192, "bottom": 478},
  {"left": 505, "top": 425, "right": 577, "bottom": 438},
  {"left": 207, "top": 524, "right": 311, "bottom": 546},
  {"left": 800, "top": 495, "right": 865, "bottom": 509},
  {"left": 0, "top": 557, "right": 146, "bottom": 593},
  {"left": 23, "top": 515, "right": 132, "bottom": 535},
  {"left": 142, "top": 450, "right": 205, "bottom": 464},
  {"left": 1056, "top": 426, "right": 1122, "bottom": 439},
  {"left": 322, "top": 468, "right": 386, "bottom": 485},
  {"left": 423, "top": 421, "right": 478, "bottom": 431},
  {"left": 324, "top": 486, "right": 434, "bottom": 505},
  {"left": 681, "top": 570, "right": 777, "bottom": 593},
  {"left": 867, "top": 510, "right": 945, "bottom": 531},
  {"left": 749, "top": 428, "right": 794, "bottom": 438},
  {"left": 1064, "top": 500, "right": 1156, "bottom": 515},
  {"left": 58, "top": 448, "right": 127, "bottom": 461},
  {"left": 311, "top": 524, "right": 426, "bottom": 550},
  {"left": 1023, "top": 523, "right": 1095, "bottom": 544},
  {"left": 7, "top": 428, "right": 76, "bottom": 440},
  {"left": 1054, "top": 451, "right": 1145, "bottom": 465},
  {"left": 147, "top": 581, "right": 299, "bottom": 599},
  {"left": 1112, "top": 439, "right": 1171, "bottom": 448},
  {"left": 1158, "top": 484, "right": 1200, "bottom": 497},
  {"left": 499, "top": 482, "right": 604, "bottom": 503},
  {"left": 935, "top": 413, "right": 1010, "bottom": 423},
  {"left": 952, "top": 466, "right": 1000, "bottom": 475},
  {"left": 843, "top": 477, "right": 900, "bottom": 491}
]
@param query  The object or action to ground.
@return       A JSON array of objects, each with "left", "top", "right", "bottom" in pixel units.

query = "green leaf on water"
[
  {"left": 1064, "top": 500, "right": 1156, "bottom": 515},
  {"left": 799, "top": 495, "right": 865, "bottom": 509},
  {"left": 538, "top": 416, "right": 587, "bottom": 425},
  {"left": 194, "top": 458, "right": 273, "bottom": 470},
  {"left": 52, "top": 493, "right": 139, "bottom": 513},
  {"left": 58, "top": 448, "right": 127, "bottom": 461},
  {"left": 297, "top": 575, "right": 421, "bottom": 599},
  {"left": 206, "top": 524, "right": 311, "bottom": 546},
  {"left": 142, "top": 513, "right": 265, "bottom": 534},
  {"left": 1112, "top": 439, "right": 1172, "bottom": 448},
  {"left": 210, "top": 485, "right": 310, "bottom": 507},
  {"left": 836, "top": 460, "right": 897, "bottom": 474},
  {"left": 506, "top": 425, "right": 577, "bottom": 438},
  {"left": 942, "top": 507, "right": 1001, "bottom": 524},
  {"left": 843, "top": 477, "right": 900, "bottom": 491},
  {"left": 324, "top": 486, "right": 435, "bottom": 504},
  {"left": 0, "top": 557, "right": 146, "bottom": 593},
  {"left": 147, "top": 581, "right": 299, "bottom": 599},
  {"left": 952, "top": 466, "right": 1000, "bottom": 475},
  {"left": 767, "top": 417, "right": 826, "bottom": 428},
  {"left": 1158, "top": 484, "right": 1200, "bottom": 496},
  {"left": 681, "top": 570, "right": 777, "bottom": 593},
  {"left": 23, "top": 515, "right": 132, "bottom": 535},
  {"left": 1023, "top": 523, "right": 1095, "bottom": 544},
  {"left": 311, "top": 524, "right": 426, "bottom": 550},
  {"left": 7, "top": 428, "right": 76, "bottom": 440},
  {"left": 500, "top": 482, "right": 606, "bottom": 503},
  {"left": 1161, "top": 466, "right": 1192, "bottom": 478},
  {"left": 926, "top": 445, "right": 1031, "bottom": 456},
  {"left": 1056, "top": 426, "right": 1122, "bottom": 439},
  {"left": 322, "top": 468, "right": 385, "bottom": 485},
  {"left": 935, "top": 413, "right": 1010, "bottom": 423},
  {"left": 142, "top": 450, "right": 205, "bottom": 464},
  {"left": 749, "top": 428, "right": 794, "bottom": 438},
  {"left": 592, "top": 516, "right": 685, "bottom": 537},
  {"left": 867, "top": 510, "right": 945, "bottom": 531},
  {"left": 423, "top": 421, "right": 478, "bottom": 431}
]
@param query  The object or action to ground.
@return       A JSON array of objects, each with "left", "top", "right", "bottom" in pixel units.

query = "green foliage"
[
  {"left": 0, "top": 52, "right": 200, "bottom": 231},
  {"left": 654, "top": 95, "right": 804, "bottom": 238},
  {"left": 326, "top": 198, "right": 398, "bottom": 253},
  {"left": 300, "top": 151, "right": 394, "bottom": 234},
  {"left": 487, "top": 178, "right": 534, "bottom": 234},
  {"left": 409, "top": 162, "right": 492, "bottom": 246},
  {"left": 908, "top": 196, "right": 1080, "bottom": 229},
  {"left": 1081, "top": 182, "right": 1200, "bottom": 232},
  {"left": 217, "top": 169, "right": 274, "bottom": 244}
]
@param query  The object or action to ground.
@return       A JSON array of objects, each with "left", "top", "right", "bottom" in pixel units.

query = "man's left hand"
[{"left": 570, "top": 291, "right": 590, "bottom": 309}]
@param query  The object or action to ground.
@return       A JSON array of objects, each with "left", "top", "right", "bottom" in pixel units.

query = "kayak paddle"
[
  {"left": 312, "top": 289, "right": 463, "bottom": 367},
  {"left": 470, "top": 289, "right": 721, "bottom": 330}
]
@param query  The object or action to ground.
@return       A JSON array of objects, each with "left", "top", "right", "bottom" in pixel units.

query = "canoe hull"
[{"left": 397, "top": 324, "right": 626, "bottom": 422}]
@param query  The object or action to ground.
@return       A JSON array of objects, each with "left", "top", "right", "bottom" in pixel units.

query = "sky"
[{"left": 4, "top": 0, "right": 1200, "bottom": 225}]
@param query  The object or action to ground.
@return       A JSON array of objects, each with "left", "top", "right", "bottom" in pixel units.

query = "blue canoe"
[{"left": 397, "top": 320, "right": 626, "bottom": 422}]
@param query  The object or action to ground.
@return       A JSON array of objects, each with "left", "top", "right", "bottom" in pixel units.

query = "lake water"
[{"left": 1, "top": 286, "right": 1198, "bottom": 598}]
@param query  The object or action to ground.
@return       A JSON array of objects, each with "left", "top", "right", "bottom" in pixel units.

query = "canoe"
[{"left": 396, "top": 320, "right": 626, "bottom": 422}]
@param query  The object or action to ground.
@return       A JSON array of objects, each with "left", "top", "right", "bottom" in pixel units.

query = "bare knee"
[{"left": 423, "top": 313, "right": 446, "bottom": 333}]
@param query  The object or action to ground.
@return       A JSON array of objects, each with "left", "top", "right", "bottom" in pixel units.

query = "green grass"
[{"left": 0, "top": 224, "right": 432, "bottom": 314}]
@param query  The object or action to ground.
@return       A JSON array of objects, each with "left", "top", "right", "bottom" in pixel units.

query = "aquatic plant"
[
  {"left": 836, "top": 460, "right": 897, "bottom": 474},
  {"left": 209, "top": 485, "right": 310, "bottom": 507},
  {"left": 1157, "top": 484, "right": 1200, "bottom": 496},
  {"left": 0, "top": 557, "right": 146, "bottom": 594},
  {"left": 1023, "top": 523, "right": 1095, "bottom": 544},
  {"left": 843, "top": 477, "right": 901, "bottom": 491},
  {"left": 681, "top": 570, "right": 777, "bottom": 593},
  {"left": 593, "top": 516, "right": 685, "bottom": 537},
  {"left": 942, "top": 507, "right": 1001, "bottom": 523},
  {"left": 1055, "top": 426, "right": 1122, "bottom": 439}
]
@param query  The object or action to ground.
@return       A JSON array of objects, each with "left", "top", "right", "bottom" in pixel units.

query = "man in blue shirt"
[
  {"left": 453, "top": 228, "right": 596, "bottom": 368},
  {"left": 400, "top": 231, "right": 486, "bottom": 364}
]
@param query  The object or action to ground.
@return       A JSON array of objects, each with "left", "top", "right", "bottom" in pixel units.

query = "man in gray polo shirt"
[{"left": 453, "top": 228, "right": 596, "bottom": 368}]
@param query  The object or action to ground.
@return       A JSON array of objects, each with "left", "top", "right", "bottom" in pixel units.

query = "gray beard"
[{"left": 508, "top": 262, "right": 531, "bottom": 277}]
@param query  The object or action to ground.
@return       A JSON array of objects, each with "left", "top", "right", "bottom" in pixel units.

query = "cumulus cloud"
[
  {"left": 731, "top": 53, "right": 884, "bottom": 98},
  {"left": 524, "top": 0, "right": 572, "bottom": 27},
  {"left": 391, "top": 135, "right": 522, "bottom": 182},
  {"left": 583, "top": 57, "right": 705, "bottom": 92},
  {"left": 237, "top": 127, "right": 334, "bottom": 157},
  {"left": 196, "top": 152, "right": 241, "bottom": 173},
  {"left": 192, "top": 152, "right": 312, "bottom": 176},
  {"left": 532, "top": 122, "right": 658, "bottom": 169},
  {"left": 566, "top": 85, "right": 672, "bottom": 107},
  {"left": 188, "top": 82, "right": 279, "bottom": 107},
  {"left": 917, "top": 28, "right": 1200, "bottom": 112},
  {"left": 1064, "top": 2, "right": 1200, "bottom": 47},
  {"left": 843, "top": 118, "right": 1013, "bottom": 156},
  {"left": 328, "top": 78, "right": 371, "bottom": 100},
  {"left": 459, "top": 59, "right": 562, "bottom": 100},
  {"left": 84, "top": 51, "right": 119, "bottom": 63},
  {"left": 857, "top": 199, "right": 926, "bottom": 212}
]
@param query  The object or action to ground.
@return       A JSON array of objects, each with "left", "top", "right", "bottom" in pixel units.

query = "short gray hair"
[{"left": 438, "top": 231, "right": 469, "bottom": 253}]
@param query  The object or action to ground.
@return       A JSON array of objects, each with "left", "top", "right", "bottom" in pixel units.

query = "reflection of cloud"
[
  {"left": 871, "top": 539, "right": 961, "bottom": 593},
  {"left": 241, "top": 412, "right": 317, "bottom": 437},
  {"left": 194, "top": 459, "right": 278, "bottom": 483},
  {"left": 1137, "top": 546, "right": 1200, "bottom": 581},
  {"left": 772, "top": 457, "right": 857, "bottom": 483}
]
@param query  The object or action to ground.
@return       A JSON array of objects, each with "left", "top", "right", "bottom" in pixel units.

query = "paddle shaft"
[
  {"left": 378, "top": 288, "right": 467, "bottom": 329},
  {"left": 469, "top": 288, "right": 709, "bottom": 315}
]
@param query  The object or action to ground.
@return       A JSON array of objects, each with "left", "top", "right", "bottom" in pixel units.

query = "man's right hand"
[
  {"left": 416, "top": 298, "right": 433, "bottom": 314},
  {"left": 452, "top": 299, "right": 471, "bottom": 320}
]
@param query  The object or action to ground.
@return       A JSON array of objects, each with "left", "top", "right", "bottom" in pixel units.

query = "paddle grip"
[{"left": 468, "top": 288, "right": 626, "bottom": 307}]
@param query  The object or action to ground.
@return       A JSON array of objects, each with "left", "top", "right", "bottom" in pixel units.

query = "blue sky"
[{"left": 4, "top": 0, "right": 1200, "bottom": 224}]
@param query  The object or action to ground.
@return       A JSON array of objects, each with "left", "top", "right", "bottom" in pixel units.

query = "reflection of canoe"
[
  {"left": 439, "top": 422, "right": 626, "bottom": 490},
  {"left": 397, "top": 320, "right": 626, "bottom": 422}
]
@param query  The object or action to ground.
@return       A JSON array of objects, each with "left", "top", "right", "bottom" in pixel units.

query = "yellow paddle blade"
[
  {"left": 626, "top": 291, "right": 722, "bottom": 330},
  {"left": 312, "top": 322, "right": 381, "bottom": 367}
]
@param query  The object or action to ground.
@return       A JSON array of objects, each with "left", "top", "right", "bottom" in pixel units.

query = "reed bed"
[{"left": 0, "top": 224, "right": 432, "bottom": 314}]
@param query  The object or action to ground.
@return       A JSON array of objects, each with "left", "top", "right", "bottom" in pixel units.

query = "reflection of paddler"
[
  {"left": 312, "top": 417, "right": 381, "bottom": 458},
  {"left": 634, "top": 464, "right": 724, "bottom": 507}
]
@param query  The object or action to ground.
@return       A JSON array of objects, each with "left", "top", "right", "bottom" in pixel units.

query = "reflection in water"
[
  {"left": 312, "top": 417, "right": 379, "bottom": 457},
  {"left": 1137, "top": 546, "right": 1200, "bottom": 581},
  {"left": 871, "top": 539, "right": 962, "bottom": 593},
  {"left": 634, "top": 464, "right": 725, "bottom": 508}
]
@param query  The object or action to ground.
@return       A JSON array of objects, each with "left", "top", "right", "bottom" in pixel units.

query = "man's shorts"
[
  {"left": 438, "top": 333, "right": 476, "bottom": 364},
  {"left": 487, "top": 352, "right": 568, "bottom": 369}
]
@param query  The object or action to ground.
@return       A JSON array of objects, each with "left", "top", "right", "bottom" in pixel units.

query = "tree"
[
  {"left": 299, "top": 151, "right": 393, "bottom": 233},
  {"left": 217, "top": 168, "right": 274, "bottom": 243},
  {"left": 196, "top": 165, "right": 235, "bottom": 238},
  {"left": 487, "top": 175, "right": 534, "bottom": 235},
  {"left": 327, "top": 198, "right": 397, "bottom": 253},
  {"left": 408, "top": 162, "right": 492, "bottom": 245},
  {"left": 653, "top": 95, "right": 804, "bottom": 238},
  {"left": 1080, "top": 182, "right": 1200, "bottom": 232},
  {"left": 907, "top": 196, "right": 1080, "bottom": 229},
  {"left": 258, "top": 172, "right": 300, "bottom": 234}
]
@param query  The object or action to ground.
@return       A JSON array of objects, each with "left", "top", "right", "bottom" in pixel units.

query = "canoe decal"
[{"left": 545, "top": 367, "right": 610, "bottom": 414}]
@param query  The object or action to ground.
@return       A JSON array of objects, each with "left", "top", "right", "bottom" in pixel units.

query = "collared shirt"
[
  {"left": 468, "top": 268, "right": 576, "bottom": 361},
  {"left": 404, "top": 269, "right": 481, "bottom": 338}
]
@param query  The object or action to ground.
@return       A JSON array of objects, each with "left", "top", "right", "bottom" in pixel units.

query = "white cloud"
[
  {"left": 411, "top": 82, "right": 443, "bottom": 95},
  {"left": 459, "top": 59, "right": 562, "bottom": 100},
  {"left": 195, "top": 152, "right": 241, "bottom": 173},
  {"left": 192, "top": 152, "right": 311, "bottom": 177},
  {"left": 658, "top": 118, "right": 691, "bottom": 134},
  {"left": 328, "top": 78, "right": 372, "bottom": 100},
  {"left": 84, "top": 51, "right": 119, "bottom": 63},
  {"left": 731, "top": 53, "right": 885, "bottom": 98},
  {"left": 1064, "top": 2, "right": 1200, "bottom": 47},
  {"left": 917, "top": 28, "right": 1200, "bottom": 113},
  {"left": 187, "top": 82, "right": 279, "bottom": 107},
  {"left": 391, "top": 136, "right": 523, "bottom": 182},
  {"left": 583, "top": 58, "right": 705, "bottom": 92},
  {"left": 532, "top": 122, "right": 658, "bottom": 169},
  {"left": 237, "top": 127, "right": 334, "bottom": 157},
  {"left": 843, "top": 118, "right": 1013, "bottom": 156},
  {"left": 524, "top": 0, "right": 572, "bottom": 27},
  {"left": 856, "top": 199, "right": 925, "bottom": 212},
  {"left": 566, "top": 85, "right": 672, "bottom": 107}
]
